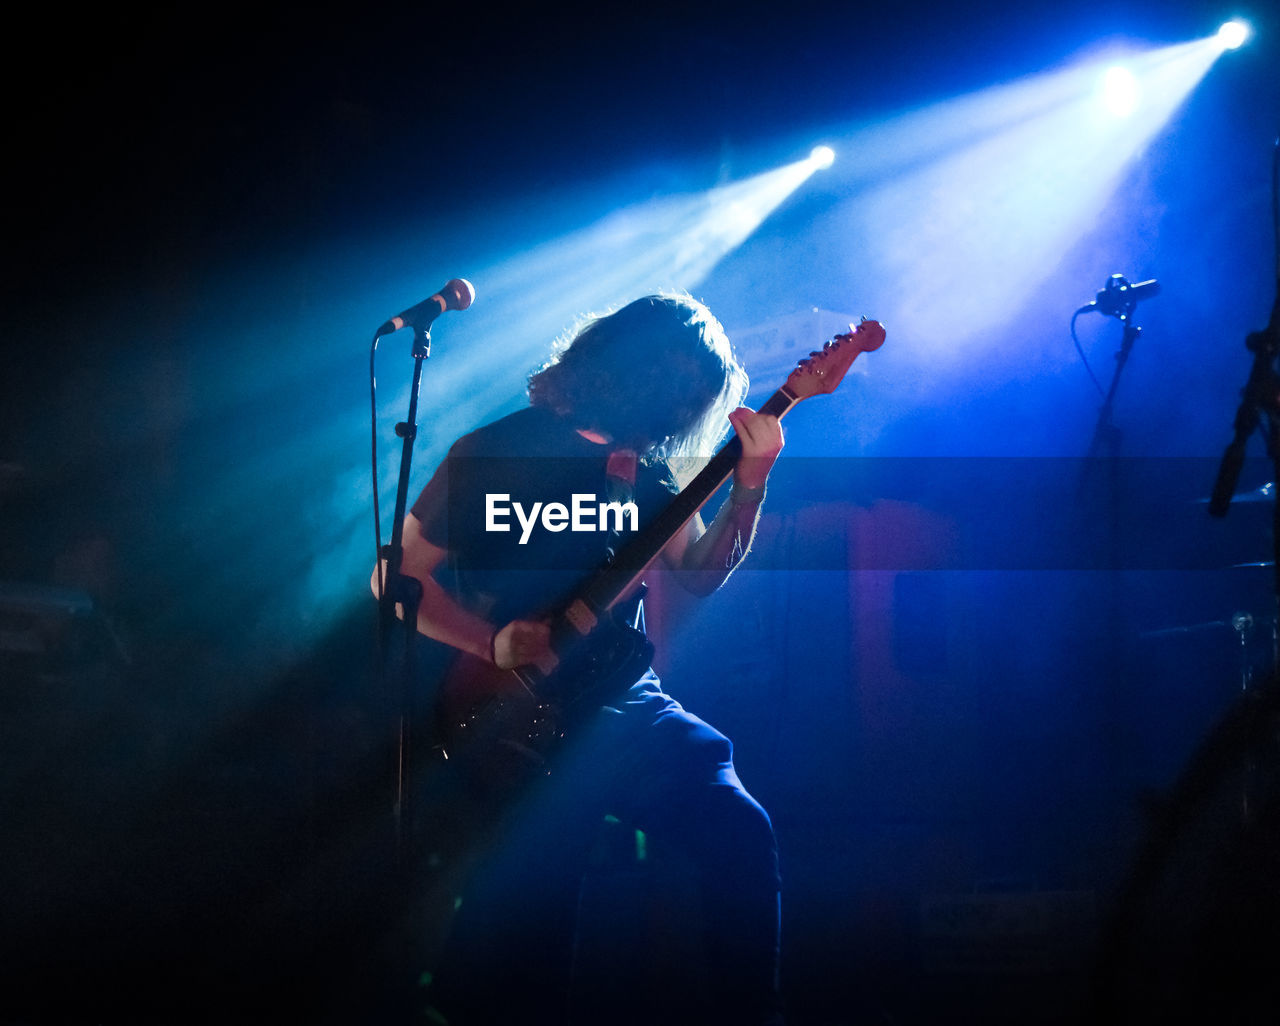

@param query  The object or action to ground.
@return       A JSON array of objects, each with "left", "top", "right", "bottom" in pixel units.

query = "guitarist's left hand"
[
  {"left": 727, "top": 407, "right": 784, "bottom": 490},
  {"left": 662, "top": 408, "right": 782, "bottom": 595}
]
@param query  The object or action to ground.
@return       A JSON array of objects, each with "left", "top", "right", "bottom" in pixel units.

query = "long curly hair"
[{"left": 528, "top": 293, "right": 747, "bottom": 465}]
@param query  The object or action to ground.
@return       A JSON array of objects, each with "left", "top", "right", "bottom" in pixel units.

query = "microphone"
[
  {"left": 1079, "top": 274, "right": 1160, "bottom": 317},
  {"left": 377, "top": 278, "right": 475, "bottom": 335}
]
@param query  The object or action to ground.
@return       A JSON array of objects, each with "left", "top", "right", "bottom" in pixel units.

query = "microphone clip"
[{"left": 1092, "top": 273, "right": 1159, "bottom": 320}]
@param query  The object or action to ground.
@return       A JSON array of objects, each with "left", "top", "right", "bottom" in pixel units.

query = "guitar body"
[{"left": 435, "top": 615, "right": 655, "bottom": 794}]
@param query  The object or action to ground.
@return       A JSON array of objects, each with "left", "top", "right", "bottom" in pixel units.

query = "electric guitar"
[{"left": 435, "top": 318, "right": 886, "bottom": 789}]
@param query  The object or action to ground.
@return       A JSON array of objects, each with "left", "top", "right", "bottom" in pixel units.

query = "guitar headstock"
[{"left": 784, "top": 317, "right": 886, "bottom": 400}]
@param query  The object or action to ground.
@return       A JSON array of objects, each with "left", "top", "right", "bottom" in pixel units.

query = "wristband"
[{"left": 729, "top": 481, "right": 766, "bottom": 507}]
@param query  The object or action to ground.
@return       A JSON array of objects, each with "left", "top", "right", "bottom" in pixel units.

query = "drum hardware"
[
  {"left": 1231, "top": 612, "right": 1257, "bottom": 691},
  {"left": 1140, "top": 608, "right": 1276, "bottom": 693},
  {"left": 1197, "top": 481, "right": 1274, "bottom": 504}
]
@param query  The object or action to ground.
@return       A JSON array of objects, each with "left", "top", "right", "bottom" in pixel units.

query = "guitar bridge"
[{"left": 563, "top": 599, "right": 599, "bottom": 636}]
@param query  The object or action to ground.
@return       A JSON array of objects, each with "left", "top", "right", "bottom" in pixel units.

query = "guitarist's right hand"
[{"left": 492, "top": 619, "right": 558, "bottom": 673}]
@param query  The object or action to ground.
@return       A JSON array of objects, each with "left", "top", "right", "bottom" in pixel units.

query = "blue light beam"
[
  {"left": 830, "top": 36, "right": 1225, "bottom": 366},
  {"left": 374, "top": 152, "right": 832, "bottom": 466},
  {"left": 1101, "top": 66, "right": 1140, "bottom": 116}
]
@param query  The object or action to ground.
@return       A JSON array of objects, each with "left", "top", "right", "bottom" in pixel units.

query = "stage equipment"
[
  {"left": 376, "top": 278, "right": 475, "bottom": 337},
  {"left": 1208, "top": 136, "right": 1280, "bottom": 692},
  {"left": 1199, "top": 481, "right": 1273, "bottom": 504},
  {"left": 809, "top": 145, "right": 835, "bottom": 169},
  {"left": 1217, "top": 20, "right": 1250, "bottom": 50},
  {"left": 1076, "top": 273, "right": 1158, "bottom": 460},
  {"left": 369, "top": 276, "right": 476, "bottom": 859},
  {"left": 1208, "top": 138, "right": 1280, "bottom": 523},
  {"left": 1080, "top": 273, "right": 1161, "bottom": 318}
]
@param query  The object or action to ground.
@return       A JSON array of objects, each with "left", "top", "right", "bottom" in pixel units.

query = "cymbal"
[
  {"left": 1199, "top": 482, "right": 1274, "bottom": 504},
  {"left": 1140, "top": 620, "right": 1230, "bottom": 638},
  {"left": 1140, "top": 612, "right": 1272, "bottom": 638}
]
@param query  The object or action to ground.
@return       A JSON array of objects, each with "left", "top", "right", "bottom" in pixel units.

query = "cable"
[
  {"left": 1071, "top": 306, "right": 1107, "bottom": 398},
  {"left": 370, "top": 330, "right": 386, "bottom": 607}
]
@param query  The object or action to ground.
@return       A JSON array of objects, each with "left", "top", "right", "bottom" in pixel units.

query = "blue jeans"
[{"left": 428, "top": 671, "right": 782, "bottom": 1025}]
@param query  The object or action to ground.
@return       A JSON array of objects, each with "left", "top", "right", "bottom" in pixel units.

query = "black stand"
[
  {"left": 376, "top": 324, "right": 432, "bottom": 862},
  {"left": 1084, "top": 315, "right": 1143, "bottom": 465},
  {"left": 1209, "top": 302, "right": 1280, "bottom": 692},
  {"left": 1206, "top": 137, "right": 1280, "bottom": 825},
  {"left": 1210, "top": 134, "right": 1280, "bottom": 636},
  {"left": 1208, "top": 300, "right": 1280, "bottom": 561},
  {"left": 1096, "top": 142, "right": 1280, "bottom": 1014},
  {"left": 1077, "top": 302, "right": 1147, "bottom": 871}
]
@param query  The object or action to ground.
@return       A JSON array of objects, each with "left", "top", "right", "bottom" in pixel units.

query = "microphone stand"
[
  {"left": 372, "top": 324, "right": 440, "bottom": 1025},
  {"left": 1084, "top": 312, "right": 1143, "bottom": 465},
  {"left": 1208, "top": 292, "right": 1280, "bottom": 675},
  {"left": 376, "top": 323, "right": 432, "bottom": 864},
  {"left": 1206, "top": 135, "right": 1280, "bottom": 826},
  {"left": 1079, "top": 304, "right": 1145, "bottom": 650},
  {"left": 1206, "top": 302, "right": 1280, "bottom": 827},
  {"left": 1078, "top": 300, "right": 1146, "bottom": 876},
  {"left": 369, "top": 284, "right": 473, "bottom": 1021},
  {"left": 1209, "top": 134, "right": 1280, "bottom": 671}
]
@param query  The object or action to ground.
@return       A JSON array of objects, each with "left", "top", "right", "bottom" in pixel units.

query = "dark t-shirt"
[{"left": 411, "top": 406, "right": 679, "bottom": 628}]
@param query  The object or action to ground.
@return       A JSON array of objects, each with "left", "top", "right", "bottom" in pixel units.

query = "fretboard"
[{"left": 577, "top": 385, "right": 798, "bottom": 614}]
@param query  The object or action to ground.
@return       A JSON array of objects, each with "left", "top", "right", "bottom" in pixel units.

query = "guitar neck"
[{"left": 578, "top": 385, "right": 799, "bottom": 614}]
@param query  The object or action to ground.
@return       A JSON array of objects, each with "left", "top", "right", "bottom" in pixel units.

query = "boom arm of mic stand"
[
  {"left": 1209, "top": 138, "right": 1280, "bottom": 673},
  {"left": 1209, "top": 284, "right": 1280, "bottom": 638},
  {"left": 1207, "top": 363, "right": 1264, "bottom": 518},
  {"left": 1210, "top": 295, "right": 1280, "bottom": 518}
]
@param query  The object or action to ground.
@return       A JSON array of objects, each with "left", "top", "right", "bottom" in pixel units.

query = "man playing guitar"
[{"left": 374, "top": 291, "right": 882, "bottom": 1024}]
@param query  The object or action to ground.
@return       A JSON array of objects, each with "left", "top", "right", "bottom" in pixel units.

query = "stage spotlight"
[
  {"left": 1217, "top": 20, "right": 1250, "bottom": 50},
  {"left": 810, "top": 145, "right": 836, "bottom": 169},
  {"left": 843, "top": 34, "right": 1225, "bottom": 356},
  {"left": 1102, "top": 65, "right": 1139, "bottom": 116}
]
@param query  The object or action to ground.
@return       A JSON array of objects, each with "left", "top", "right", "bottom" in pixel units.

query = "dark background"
[{"left": 2, "top": 2, "right": 1279, "bottom": 1023}]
